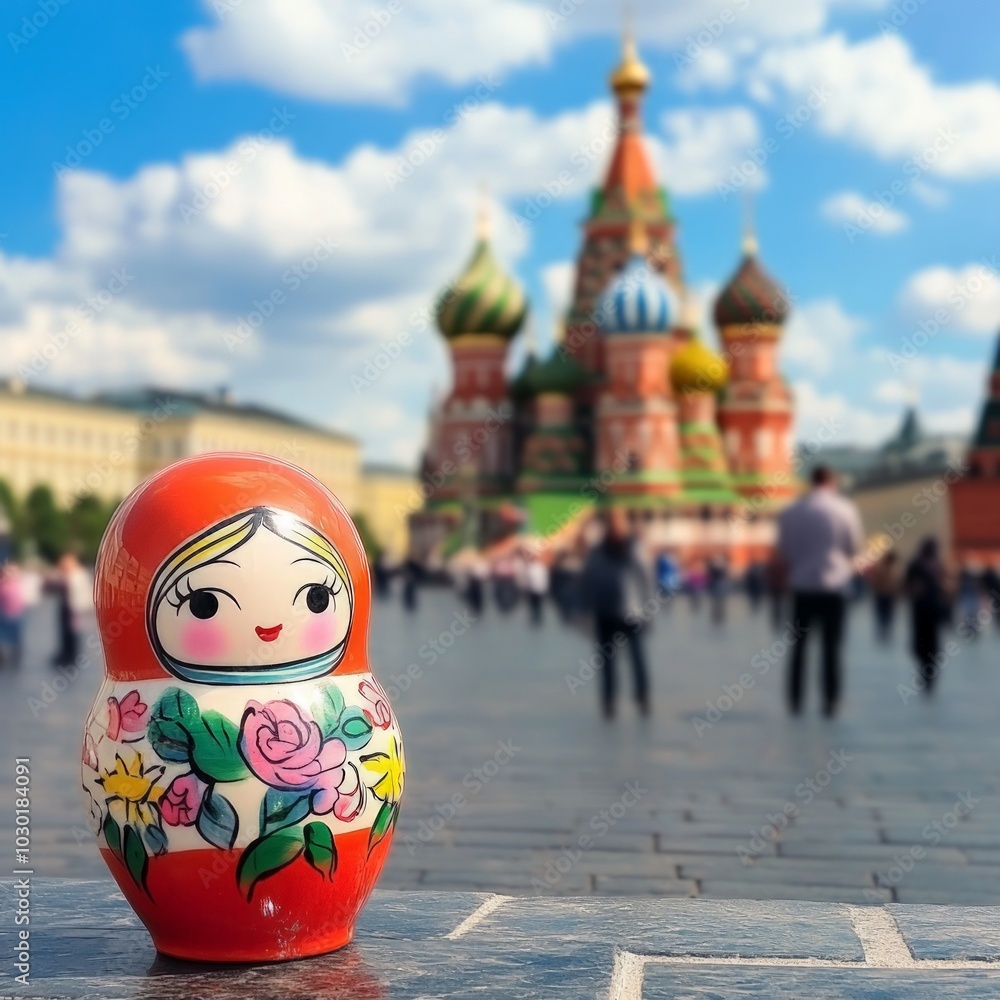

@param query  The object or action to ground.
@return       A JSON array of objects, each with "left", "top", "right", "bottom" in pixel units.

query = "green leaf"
[
  {"left": 153, "top": 687, "right": 200, "bottom": 723},
  {"left": 102, "top": 811, "right": 122, "bottom": 860},
  {"left": 148, "top": 688, "right": 199, "bottom": 764},
  {"left": 313, "top": 686, "right": 345, "bottom": 740},
  {"left": 260, "top": 788, "right": 311, "bottom": 837},
  {"left": 196, "top": 786, "right": 239, "bottom": 850},
  {"left": 367, "top": 799, "right": 396, "bottom": 856},
  {"left": 147, "top": 718, "right": 193, "bottom": 763},
  {"left": 337, "top": 708, "right": 374, "bottom": 751},
  {"left": 303, "top": 822, "right": 337, "bottom": 881},
  {"left": 123, "top": 823, "right": 150, "bottom": 897},
  {"left": 144, "top": 825, "right": 168, "bottom": 856},
  {"left": 191, "top": 710, "right": 249, "bottom": 783},
  {"left": 236, "top": 828, "right": 305, "bottom": 902}
]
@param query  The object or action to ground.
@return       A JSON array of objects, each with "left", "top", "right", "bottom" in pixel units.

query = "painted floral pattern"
[{"left": 82, "top": 678, "right": 403, "bottom": 901}]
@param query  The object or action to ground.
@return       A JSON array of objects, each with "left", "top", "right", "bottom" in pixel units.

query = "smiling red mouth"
[{"left": 255, "top": 624, "right": 283, "bottom": 642}]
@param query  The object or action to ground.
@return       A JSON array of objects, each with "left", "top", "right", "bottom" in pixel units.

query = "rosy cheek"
[
  {"left": 179, "top": 620, "right": 230, "bottom": 661},
  {"left": 301, "top": 614, "right": 338, "bottom": 653}
]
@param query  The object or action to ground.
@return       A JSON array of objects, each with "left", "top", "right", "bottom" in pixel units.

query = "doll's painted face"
[{"left": 148, "top": 508, "right": 353, "bottom": 684}]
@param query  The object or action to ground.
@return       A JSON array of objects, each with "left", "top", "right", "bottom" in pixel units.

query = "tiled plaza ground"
[
  {"left": 6, "top": 880, "right": 1000, "bottom": 998},
  {"left": 3, "top": 587, "right": 1000, "bottom": 904}
]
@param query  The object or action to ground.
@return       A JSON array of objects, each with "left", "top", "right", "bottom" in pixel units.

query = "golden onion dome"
[
  {"left": 609, "top": 34, "right": 651, "bottom": 95},
  {"left": 670, "top": 337, "right": 729, "bottom": 392}
]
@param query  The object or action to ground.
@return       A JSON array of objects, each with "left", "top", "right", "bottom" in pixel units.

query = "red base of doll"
[{"left": 101, "top": 828, "right": 392, "bottom": 963}]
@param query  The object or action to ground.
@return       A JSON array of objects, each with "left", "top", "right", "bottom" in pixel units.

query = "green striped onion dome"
[
  {"left": 713, "top": 252, "right": 789, "bottom": 328},
  {"left": 436, "top": 239, "right": 528, "bottom": 340}
]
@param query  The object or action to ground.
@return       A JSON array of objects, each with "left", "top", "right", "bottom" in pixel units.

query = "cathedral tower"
[
  {"left": 714, "top": 231, "right": 795, "bottom": 506},
  {"left": 426, "top": 210, "right": 528, "bottom": 498}
]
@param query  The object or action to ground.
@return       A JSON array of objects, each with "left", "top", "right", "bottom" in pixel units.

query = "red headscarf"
[{"left": 94, "top": 453, "right": 371, "bottom": 682}]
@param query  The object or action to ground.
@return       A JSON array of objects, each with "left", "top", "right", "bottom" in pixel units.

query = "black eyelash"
[{"left": 166, "top": 577, "right": 195, "bottom": 612}]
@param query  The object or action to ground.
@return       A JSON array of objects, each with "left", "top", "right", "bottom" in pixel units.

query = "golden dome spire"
[
  {"left": 742, "top": 189, "right": 758, "bottom": 256},
  {"left": 610, "top": 21, "right": 650, "bottom": 96}
]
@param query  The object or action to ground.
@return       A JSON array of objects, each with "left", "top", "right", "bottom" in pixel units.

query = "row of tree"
[{"left": 0, "top": 482, "right": 119, "bottom": 564}]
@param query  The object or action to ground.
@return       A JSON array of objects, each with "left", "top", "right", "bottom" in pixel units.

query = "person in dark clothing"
[
  {"left": 745, "top": 560, "right": 765, "bottom": 613},
  {"left": 372, "top": 552, "right": 392, "bottom": 599},
  {"left": 983, "top": 564, "right": 1000, "bottom": 630},
  {"left": 869, "top": 551, "right": 900, "bottom": 644},
  {"left": 905, "top": 537, "right": 950, "bottom": 693},
  {"left": 401, "top": 557, "right": 421, "bottom": 613},
  {"left": 707, "top": 555, "right": 729, "bottom": 626},
  {"left": 580, "top": 508, "right": 651, "bottom": 719}
]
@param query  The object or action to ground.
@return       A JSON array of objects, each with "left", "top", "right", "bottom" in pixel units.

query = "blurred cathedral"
[{"left": 416, "top": 34, "right": 798, "bottom": 565}]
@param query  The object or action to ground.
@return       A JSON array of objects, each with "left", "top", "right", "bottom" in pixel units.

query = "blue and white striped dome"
[{"left": 597, "top": 253, "right": 675, "bottom": 334}]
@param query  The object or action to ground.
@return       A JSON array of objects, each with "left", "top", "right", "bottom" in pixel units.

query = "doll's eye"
[
  {"left": 305, "top": 585, "right": 330, "bottom": 614},
  {"left": 189, "top": 590, "right": 220, "bottom": 620}
]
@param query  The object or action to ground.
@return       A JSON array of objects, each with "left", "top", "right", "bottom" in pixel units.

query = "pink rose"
[
  {"left": 160, "top": 773, "right": 208, "bottom": 827},
  {"left": 106, "top": 690, "right": 148, "bottom": 742},
  {"left": 359, "top": 680, "right": 392, "bottom": 730},
  {"left": 240, "top": 699, "right": 352, "bottom": 816}
]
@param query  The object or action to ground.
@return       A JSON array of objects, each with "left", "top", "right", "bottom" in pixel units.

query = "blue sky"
[{"left": 2, "top": 0, "right": 999, "bottom": 465}]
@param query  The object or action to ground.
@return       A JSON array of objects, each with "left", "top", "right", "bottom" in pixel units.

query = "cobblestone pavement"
[
  {"left": 3, "top": 588, "right": 1000, "bottom": 904},
  {"left": 6, "top": 880, "right": 1000, "bottom": 998}
]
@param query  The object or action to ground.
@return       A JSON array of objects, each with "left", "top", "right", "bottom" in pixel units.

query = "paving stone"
[
  {"left": 643, "top": 966, "right": 1000, "bottom": 997},
  {"left": 697, "top": 881, "right": 892, "bottom": 904},
  {"left": 478, "top": 897, "right": 866, "bottom": 960},
  {"left": 890, "top": 905, "right": 1000, "bottom": 959}
]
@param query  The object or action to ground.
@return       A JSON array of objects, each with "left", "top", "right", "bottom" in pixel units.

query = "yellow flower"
[
  {"left": 361, "top": 737, "right": 404, "bottom": 802},
  {"left": 98, "top": 752, "right": 165, "bottom": 827}
]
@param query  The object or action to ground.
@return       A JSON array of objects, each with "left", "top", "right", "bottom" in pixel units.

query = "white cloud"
[
  {"left": 910, "top": 180, "right": 949, "bottom": 208},
  {"left": 782, "top": 297, "right": 868, "bottom": 378},
  {"left": 898, "top": 262, "right": 1000, "bottom": 336},
  {"left": 179, "top": 0, "right": 888, "bottom": 106},
  {"left": 181, "top": 0, "right": 552, "bottom": 106},
  {"left": 751, "top": 33, "right": 1000, "bottom": 179},
  {"left": 820, "top": 190, "right": 908, "bottom": 234},
  {"left": 653, "top": 107, "right": 763, "bottom": 194},
  {"left": 792, "top": 379, "right": 897, "bottom": 446}
]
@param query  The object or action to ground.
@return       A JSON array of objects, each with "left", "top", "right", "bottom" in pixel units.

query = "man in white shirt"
[{"left": 777, "top": 465, "right": 863, "bottom": 717}]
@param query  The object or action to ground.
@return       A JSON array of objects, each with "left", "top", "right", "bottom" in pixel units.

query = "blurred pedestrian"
[
  {"left": 983, "top": 562, "right": 1000, "bottom": 630},
  {"left": 550, "top": 549, "right": 580, "bottom": 622},
  {"left": 524, "top": 553, "right": 549, "bottom": 626},
  {"left": 905, "top": 537, "right": 951, "bottom": 694},
  {"left": 956, "top": 563, "right": 982, "bottom": 640},
  {"left": 685, "top": 559, "right": 707, "bottom": 613},
  {"left": 655, "top": 549, "right": 681, "bottom": 601},
  {"left": 765, "top": 551, "right": 787, "bottom": 631},
  {"left": 580, "top": 508, "right": 651, "bottom": 719},
  {"left": 466, "top": 554, "right": 487, "bottom": 616},
  {"left": 372, "top": 551, "right": 392, "bottom": 600},
  {"left": 492, "top": 554, "right": 519, "bottom": 613},
  {"left": 745, "top": 560, "right": 765, "bottom": 613},
  {"left": 870, "top": 551, "right": 900, "bottom": 644},
  {"left": 50, "top": 552, "right": 93, "bottom": 669},
  {"left": 777, "top": 466, "right": 863, "bottom": 717},
  {"left": 0, "top": 561, "right": 28, "bottom": 667},
  {"left": 401, "top": 556, "right": 421, "bottom": 613},
  {"left": 707, "top": 555, "right": 729, "bottom": 626}
]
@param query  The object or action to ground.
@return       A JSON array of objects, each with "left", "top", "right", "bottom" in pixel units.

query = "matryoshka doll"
[{"left": 81, "top": 453, "right": 404, "bottom": 962}]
